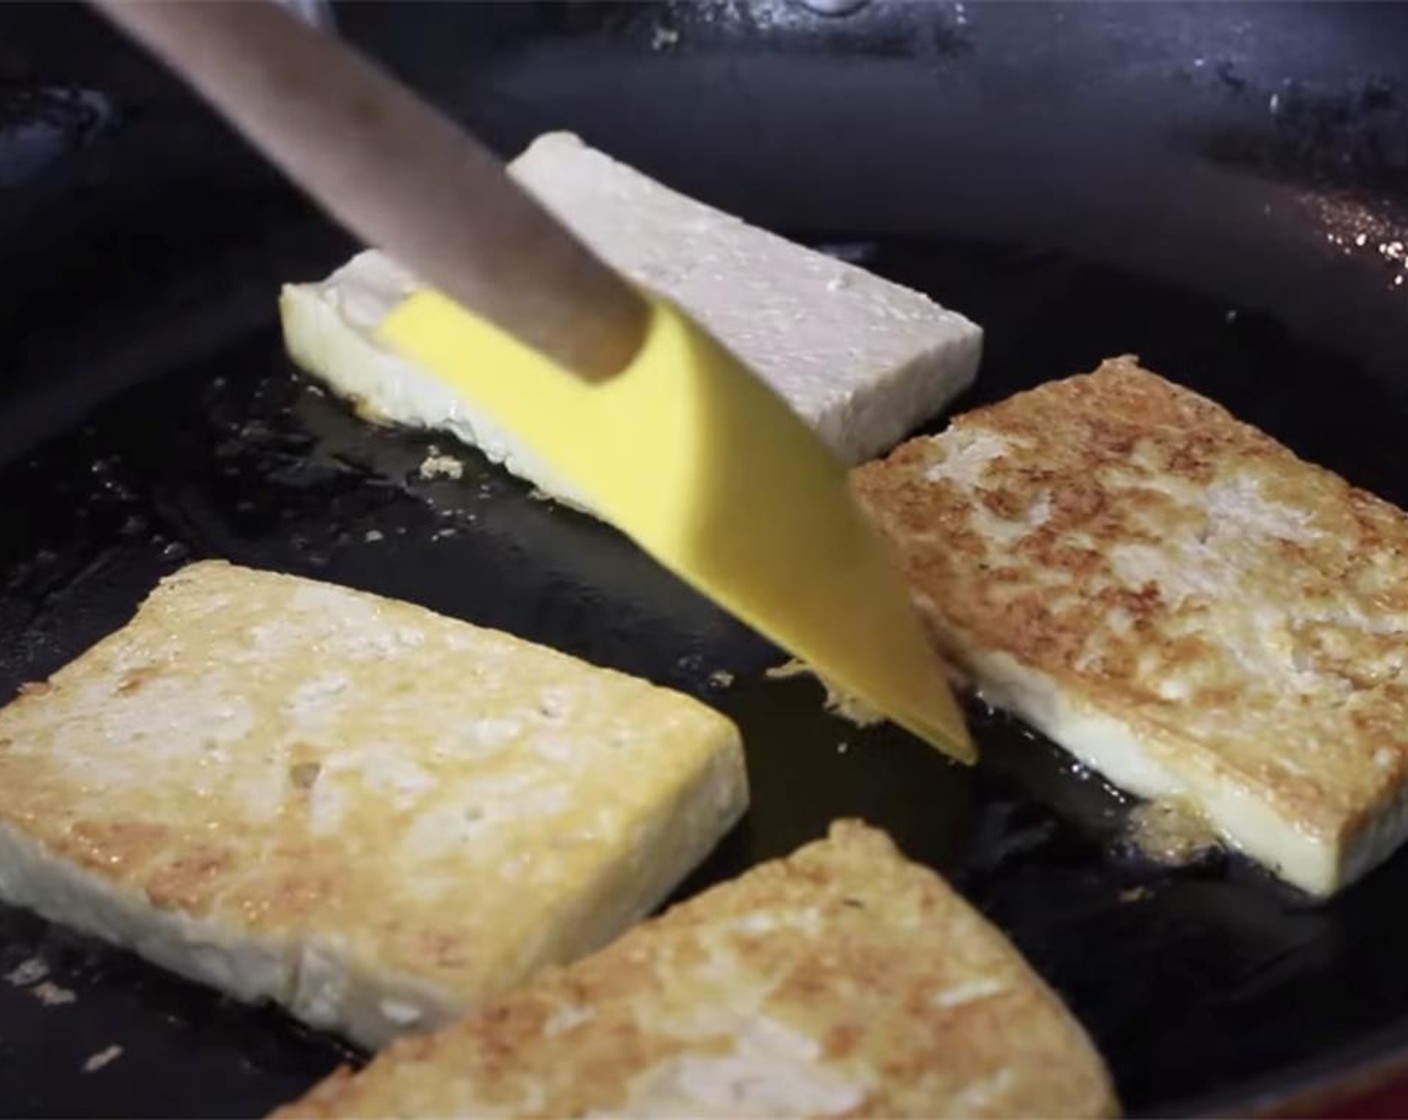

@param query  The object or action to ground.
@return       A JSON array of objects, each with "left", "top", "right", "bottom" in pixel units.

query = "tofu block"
[
  {"left": 275, "top": 821, "right": 1118, "bottom": 1119},
  {"left": 851, "top": 356, "right": 1408, "bottom": 897},
  {"left": 279, "top": 132, "right": 982, "bottom": 514},
  {"left": 0, "top": 561, "right": 747, "bottom": 1048}
]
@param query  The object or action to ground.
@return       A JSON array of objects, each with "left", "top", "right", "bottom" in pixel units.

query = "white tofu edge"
[
  {"left": 933, "top": 615, "right": 1403, "bottom": 897},
  {"left": 0, "top": 737, "right": 748, "bottom": 1050},
  {"left": 279, "top": 280, "right": 598, "bottom": 515}
]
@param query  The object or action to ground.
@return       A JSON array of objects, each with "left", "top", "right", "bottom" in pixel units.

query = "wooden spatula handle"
[{"left": 92, "top": 0, "right": 649, "bottom": 379}]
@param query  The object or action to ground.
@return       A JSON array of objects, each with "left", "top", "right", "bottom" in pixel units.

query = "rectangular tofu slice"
[
  {"left": 279, "top": 131, "right": 982, "bottom": 513},
  {"left": 275, "top": 820, "right": 1118, "bottom": 1120},
  {"left": 0, "top": 561, "right": 746, "bottom": 1048},
  {"left": 852, "top": 356, "right": 1408, "bottom": 897}
]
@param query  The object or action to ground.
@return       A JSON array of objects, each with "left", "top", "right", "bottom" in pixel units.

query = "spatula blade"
[{"left": 381, "top": 290, "right": 973, "bottom": 763}]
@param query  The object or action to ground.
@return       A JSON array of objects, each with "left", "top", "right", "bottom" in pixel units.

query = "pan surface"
[{"left": 5, "top": 3, "right": 1408, "bottom": 1116}]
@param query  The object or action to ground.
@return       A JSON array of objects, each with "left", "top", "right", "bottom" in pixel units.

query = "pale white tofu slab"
[{"left": 280, "top": 132, "right": 982, "bottom": 514}]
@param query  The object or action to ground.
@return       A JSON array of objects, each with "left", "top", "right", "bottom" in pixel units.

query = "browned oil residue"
[
  {"left": 765, "top": 659, "right": 883, "bottom": 728},
  {"left": 1128, "top": 799, "right": 1220, "bottom": 865}
]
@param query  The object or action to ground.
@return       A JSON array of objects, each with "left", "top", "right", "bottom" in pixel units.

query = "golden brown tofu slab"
[
  {"left": 276, "top": 821, "right": 1117, "bottom": 1120},
  {"left": 853, "top": 356, "right": 1408, "bottom": 896},
  {"left": 0, "top": 561, "right": 746, "bottom": 1047}
]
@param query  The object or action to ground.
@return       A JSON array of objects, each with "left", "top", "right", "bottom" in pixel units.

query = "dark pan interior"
[{"left": 5, "top": 3, "right": 1408, "bottom": 1117}]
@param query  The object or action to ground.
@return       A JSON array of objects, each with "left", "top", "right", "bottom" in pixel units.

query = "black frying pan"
[{"left": 4, "top": 2, "right": 1408, "bottom": 1116}]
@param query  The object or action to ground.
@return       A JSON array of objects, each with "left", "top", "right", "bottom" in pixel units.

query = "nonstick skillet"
[{"left": 5, "top": 2, "right": 1408, "bottom": 1116}]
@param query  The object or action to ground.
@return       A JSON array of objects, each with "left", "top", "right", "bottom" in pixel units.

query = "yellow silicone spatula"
[{"left": 95, "top": 0, "right": 973, "bottom": 762}]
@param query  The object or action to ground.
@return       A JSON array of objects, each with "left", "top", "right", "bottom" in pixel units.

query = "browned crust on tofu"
[
  {"left": 275, "top": 821, "right": 1117, "bottom": 1119},
  {"left": 851, "top": 356, "right": 1408, "bottom": 864},
  {"left": 0, "top": 561, "right": 746, "bottom": 1044}
]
